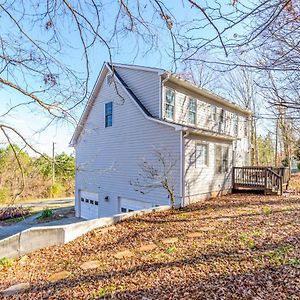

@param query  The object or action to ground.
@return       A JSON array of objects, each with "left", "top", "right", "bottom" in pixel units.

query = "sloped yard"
[{"left": 1, "top": 191, "right": 300, "bottom": 299}]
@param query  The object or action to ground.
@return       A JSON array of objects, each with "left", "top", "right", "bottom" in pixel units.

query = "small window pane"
[
  {"left": 220, "top": 109, "right": 225, "bottom": 123},
  {"left": 196, "top": 144, "right": 208, "bottom": 167},
  {"left": 215, "top": 145, "right": 229, "bottom": 174},
  {"left": 81, "top": 197, "right": 84, "bottom": 202},
  {"left": 95, "top": 201, "right": 99, "bottom": 206},
  {"left": 165, "top": 89, "right": 175, "bottom": 120},
  {"left": 90, "top": 200, "right": 94, "bottom": 205},
  {"left": 121, "top": 207, "right": 127, "bottom": 213},
  {"left": 188, "top": 98, "right": 196, "bottom": 124},
  {"left": 105, "top": 102, "right": 113, "bottom": 127},
  {"left": 85, "top": 199, "right": 89, "bottom": 203},
  {"left": 234, "top": 114, "right": 238, "bottom": 136},
  {"left": 211, "top": 106, "right": 217, "bottom": 121},
  {"left": 128, "top": 209, "right": 134, "bottom": 212}
]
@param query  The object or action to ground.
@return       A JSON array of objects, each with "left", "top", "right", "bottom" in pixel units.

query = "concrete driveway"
[
  {"left": 0, "top": 198, "right": 74, "bottom": 210},
  {"left": 0, "top": 206, "right": 82, "bottom": 240}
]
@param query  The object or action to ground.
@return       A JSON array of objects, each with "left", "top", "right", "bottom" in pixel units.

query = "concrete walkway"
[{"left": 0, "top": 208, "right": 82, "bottom": 240}]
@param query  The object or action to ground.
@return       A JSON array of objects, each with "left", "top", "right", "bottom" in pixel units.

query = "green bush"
[
  {"left": 40, "top": 208, "right": 53, "bottom": 219},
  {"left": 297, "top": 162, "right": 300, "bottom": 171},
  {"left": 0, "top": 188, "right": 10, "bottom": 204},
  {"left": 0, "top": 257, "right": 14, "bottom": 268},
  {"left": 50, "top": 183, "right": 63, "bottom": 197}
]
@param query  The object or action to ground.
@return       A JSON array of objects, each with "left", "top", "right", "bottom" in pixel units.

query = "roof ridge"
[{"left": 110, "top": 62, "right": 165, "bottom": 74}]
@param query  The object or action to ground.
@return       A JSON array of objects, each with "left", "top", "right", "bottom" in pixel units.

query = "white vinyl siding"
[
  {"left": 75, "top": 67, "right": 181, "bottom": 217},
  {"left": 164, "top": 82, "right": 249, "bottom": 138},
  {"left": 184, "top": 135, "right": 233, "bottom": 205},
  {"left": 114, "top": 66, "right": 161, "bottom": 117}
]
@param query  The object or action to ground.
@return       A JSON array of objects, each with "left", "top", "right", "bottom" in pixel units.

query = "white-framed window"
[
  {"left": 244, "top": 118, "right": 248, "bottom": 137},
  {"left": 215, "top": 145, "right": 229, "bottom": 174},
  {"left": 105, "top": 102, "right": 113, "bottom": 127},
  {"left": 195, "top": 143, "right": 208, "bottom": 167},
  {"left": 211, "top": 105, "right": 217, "bottom": 121},
  {"left": 165, "top": 88, "right": 175, "bottom": 120},
  {"left": 188, "top": 98, "right": 197, "bottom": 125},
  {"left": 234, "top": 114, "right": 239, "bottom": 136}
]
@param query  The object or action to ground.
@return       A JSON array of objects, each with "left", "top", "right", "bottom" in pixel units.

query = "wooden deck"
[{"left": 232, "top": 166, "right": 289, "bottom": 195}]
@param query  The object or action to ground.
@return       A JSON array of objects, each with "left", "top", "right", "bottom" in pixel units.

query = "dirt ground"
[{"left": 0, "top": 178, "right": 299, "bottom": 299}]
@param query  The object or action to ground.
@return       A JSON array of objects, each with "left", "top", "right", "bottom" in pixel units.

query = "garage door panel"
[
  {"left": 80, "top": 191, "right": 99, "bottom": 220},
  {"left": 119, "top": 198, "right": 152, "bottom": 213}
]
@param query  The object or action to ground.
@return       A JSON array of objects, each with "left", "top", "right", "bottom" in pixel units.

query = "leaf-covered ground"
[{"left": 1, "top": 190, "right": 300, "bottom": 299}]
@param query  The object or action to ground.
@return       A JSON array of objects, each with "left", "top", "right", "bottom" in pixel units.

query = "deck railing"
[{"left": 232, "top": 166, "right": 288, "bottom": 195}]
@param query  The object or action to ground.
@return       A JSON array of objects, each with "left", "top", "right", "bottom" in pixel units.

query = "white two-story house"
[{"left": 71, "top": 62, "right": 251, "bottom": 219}]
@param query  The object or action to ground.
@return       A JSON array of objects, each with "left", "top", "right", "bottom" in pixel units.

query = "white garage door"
[
  {"left": 119, "top": 198, "right": 152, "bottom": 213},
  {"left": 80, "top": 191, "right": 99, "bottom": 220}
]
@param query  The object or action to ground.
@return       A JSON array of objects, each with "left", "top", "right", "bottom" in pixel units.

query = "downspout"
[{"left": 180, "top": 130, "right": 190, "bottom": 207}]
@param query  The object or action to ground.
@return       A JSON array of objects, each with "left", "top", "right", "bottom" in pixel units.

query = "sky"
[{"left": 0, "top": 1, "right": 268, "bottom": 156}]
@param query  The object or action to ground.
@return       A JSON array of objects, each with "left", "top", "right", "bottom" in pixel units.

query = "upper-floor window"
[
  {"left": 234, "top": 114, "right": 239, "bottom": 136},
  {"left": 215, "top": 145, "right": 229, "bottom": 174},
  {"left": 188, "top": 98, "right": 197, "bottom": 125},
  {"left": 165, "top": 89, "right": 175, "bottom": 120},
  {"left": 196, "top": 143, "right": 208, "bottom": 167},
  {"left": 220, "top": 109, "right": 225, "bottom": 123},
  {"left": 211, "top": 105, "right": 217, "bottom": 121},
  {"left": 244, "top": 118, "right": 248, "bottom": 137},
  {"left": 105, "top": 102, "right": 113, "bottom": 127}
]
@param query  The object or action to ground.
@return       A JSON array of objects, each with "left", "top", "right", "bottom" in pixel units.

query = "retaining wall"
[{"left": 0, "top": 205, "right": 170, "bottom": 259}]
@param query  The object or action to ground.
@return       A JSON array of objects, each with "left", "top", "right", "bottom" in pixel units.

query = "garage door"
[
  {"left": 119, "top": 198, "right": 152, "bottom": 213},
  {"left": 80, "top": 191, "right": 99, "bottom": 219}
]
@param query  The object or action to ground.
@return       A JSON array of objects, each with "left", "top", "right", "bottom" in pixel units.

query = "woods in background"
[{"left": 0, "top": 145, "right": 74, "bottom": 203}]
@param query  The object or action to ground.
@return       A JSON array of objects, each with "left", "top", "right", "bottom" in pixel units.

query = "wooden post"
[
  {"left": 264, "top": 169, "right": 268, "bottom": 195},
  {"left": 232, "top": 167, "right": 235, "bottom": 192}
]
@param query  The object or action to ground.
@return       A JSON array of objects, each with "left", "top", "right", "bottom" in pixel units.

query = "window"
[
  {"left": 121, "top": 207, "right": 127, "bottom": 213},
  {"left": 234, "top": 114, "right": 238, "bottom": 136},
  {"left": 90, "top": 200, "right": 94, "bottom": 205},
  {"left": 211, "top": 105, "right": 217, "bottom": 121},
  {"left": 215, "top": 145, "right": 229, "bottom": 174},
  {"left": 105, "top": 102, "right": 113, "bottom": 127},
  {"left": 244, "top": 118, "right": 248, "bottom": 137},
  {"left": 81, "top": 198, "right": 84, "bottom": 202},
  {"left": 188, "top": 98, "right": 197, "bottom": 124},
  {"left": 195, "top": 143, "right": 208, "bottom": 167},
  {"left": 165, "top": 89, "right": 175, "bottom": 120},
  {"left": 95, "top": 201, "right": 99, "bottom": 206},
  {"left": 220, "top": 109, "right": 225, "bottom": 123}
]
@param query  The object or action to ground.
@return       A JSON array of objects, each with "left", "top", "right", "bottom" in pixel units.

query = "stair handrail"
[
  {"left": 266, "top": 168, "right": 282, "bottom": 178},
  {"left": 266, "top": 167, "right": 283, "bottom": 195}
]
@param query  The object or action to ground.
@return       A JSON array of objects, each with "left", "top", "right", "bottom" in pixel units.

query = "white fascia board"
[
  {"left": 112, "top": 63, "right": 165, "bottom": 74},
  {"left": 70, "top": 63, "right": 108, "bottom": 146}
]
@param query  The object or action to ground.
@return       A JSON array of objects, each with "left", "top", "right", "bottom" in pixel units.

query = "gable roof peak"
[{"left": 109, "top": 62, "right": 165, "bottom": 74}]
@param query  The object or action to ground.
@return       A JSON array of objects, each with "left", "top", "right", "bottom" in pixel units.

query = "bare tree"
[
  {"left": 178, "top": 54, "right": 217, "bottom": 90},
  {"left": 223, "top": 67, "right": 260, "bottom": 165},
  {"left": 1, "top": 0, "right": 299, "bottom": 202},
  {"left": 130, "top": 149, "right": 178, "bottom": 209}
]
